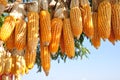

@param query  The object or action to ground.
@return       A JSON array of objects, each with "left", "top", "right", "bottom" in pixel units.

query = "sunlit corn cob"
[
  {"left": 0, "top": 16, "right": 16, "bottom": 41},
  {"left": 40, "top": 44, "right": 50, "bottom": 76},
  {"left": 39, "top": 10, "right": 51, "bottom": 46},
  {"left": 98, "top": 0, "right": 111, "bottom": 39},
  {"left": 82, "top": 6, "right": 94, "bottom": 38},
  {"left": 80, "top": 0, "right": 94, "bottom": 38},
  {"left": 70, "top": 0, "right": 83, "bottom": 39},
  {"left": 111, "top": 3, "right": 120, "bottom": 40},
  {"left": 27, "top": 12, "right": 39, "bottom": 52},
  {"left": 91, "top": 12, "right": 101, "bottom": 49},
  {"left": 6, "top": 30, "right": 15, "bottom": 50},
  {"left": 15, "top": 19, "right": 27, "bottom": 50},
  {"left": 49, "top": 18, "right": 63, "bottom": 55},
  {"left": 63, "top": 18, "right": 75, "bottom": 58}
]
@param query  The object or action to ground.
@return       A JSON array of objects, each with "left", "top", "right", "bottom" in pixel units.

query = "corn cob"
[
  {"left": 40, "top": 25, "right": 51, "bottom": 76},
  {"left": 49, "top": 18, "right": 63, "bottom": 55},
  {"left": 63, "top": 18, "right": 75, "bottom": 58},
  {"left": 91, "top": 12, "right": 100, "bottom": 49},
  {"left": 98, "top": 0, "right": 111, "bottom": 39},
  {"left": 24, "top": 48, "right": 36, "bottom": 69},
  {"left": 6, "top": 30, "right": 15, "bottom": 50},
  {"left": 15, "top": 19, "right": 27, "bottom": 50},
  {"left": 80, "top": 0, "right": 94, "bottom": 38},
  {"left": 40, "top": 44, "right": 50, "bottom": 76},
  {"left": 39, "top": 10, "right": 51, "bottom": 46},
  {"left": 27, "top": 12, "right": 39, "bottom": 52},
  {"left": 0, "top": 16, "right": 16, "bottom": 41},
  {"left": 111, "top": 3, "right": 120, "bottom": 40},
  {"left": 70, "top": 0, "right": 83, "bottom": 39},
  {"left": 59, "top": 31, "right": 65, "bottom": 54}
]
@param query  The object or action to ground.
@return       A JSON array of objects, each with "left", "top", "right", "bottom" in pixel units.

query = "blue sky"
[{"left": 22, "top": 38, "right": 120, "bottom": 80}]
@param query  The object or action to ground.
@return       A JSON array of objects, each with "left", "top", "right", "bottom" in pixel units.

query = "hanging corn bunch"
[
  {"left": 98, "top": 0, "right": 111, "bottom": 39},
  {"left": 70, "top": 0, "right": 83, "bottom": 39},
  {"left": 91, "top": 12, "right": 101, "bottom": 49}
]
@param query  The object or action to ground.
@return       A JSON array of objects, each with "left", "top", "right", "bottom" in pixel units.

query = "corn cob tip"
[
  {"left": 51, "top": 52, "right": 56, "bottom": 56},
  {"left": 95, "top": 46, "right": 99, "bottom": 49},
  {"left": 112, "top": 43, "right": 115, "bottom": 45},
  {"left": 67, "top": 55, "right": 74, "bottom": 59},
  {"left": 102, "top": 39, "right": 106, "bottom": 41},
  {"left": 45, "top": 71, "right": 49, "bottom": 76},
  {"left": 76, "top": 35, "right": 80, "bottom": 40},
  {"left": 25, "top": 67, "right": 29, "bottom": 74}
]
